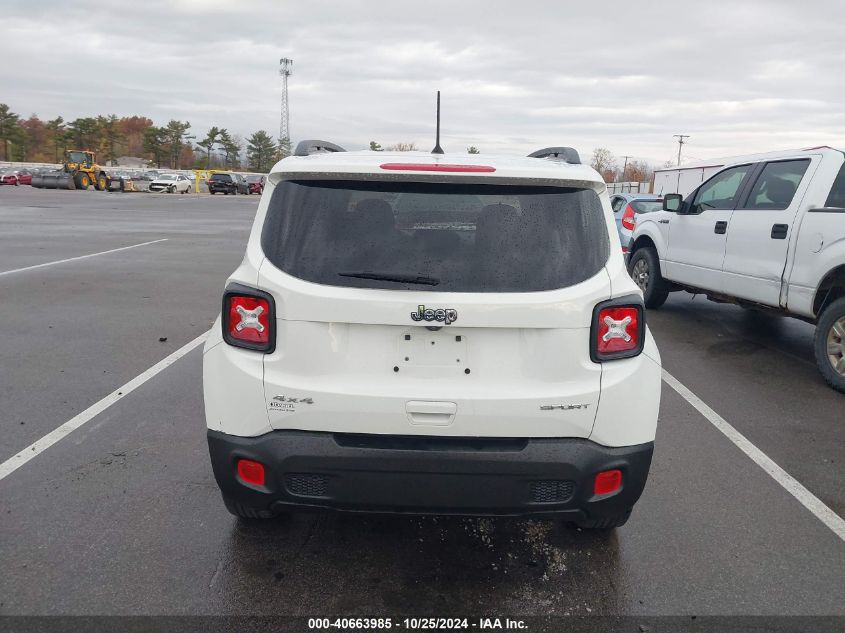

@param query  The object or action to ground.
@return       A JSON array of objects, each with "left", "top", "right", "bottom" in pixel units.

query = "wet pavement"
[{"left": 0, "top": 187, "right": 843, "bottom": 617}]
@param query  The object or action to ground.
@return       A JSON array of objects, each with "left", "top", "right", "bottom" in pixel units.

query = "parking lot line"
[
  {"left": 0, "top": 330, "right": 209, "bottom": 482},
  {"left": 0, "top": 238, "right": 168, "bottom": 277},
  {"left": 662, "top": 368, "right": 845, "bottom": 542}
]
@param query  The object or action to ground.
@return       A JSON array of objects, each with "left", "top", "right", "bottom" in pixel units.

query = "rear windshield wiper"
[{"left": 338, "top": 271, "right": 440, "bottom": 286}]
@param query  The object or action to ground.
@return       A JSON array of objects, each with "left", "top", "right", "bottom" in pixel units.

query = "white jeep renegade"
[{"left": 202, "top": 141, "right": 662, "bottom": 529}]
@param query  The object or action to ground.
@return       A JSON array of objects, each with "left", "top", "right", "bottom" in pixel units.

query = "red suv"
[{"left": 246, "top": 175, "right": 265, "bottom": 195}]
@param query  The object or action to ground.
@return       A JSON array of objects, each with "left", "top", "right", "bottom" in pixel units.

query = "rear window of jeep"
[{"left": 261, "top": 180, "right": 609, "bottom": 292}]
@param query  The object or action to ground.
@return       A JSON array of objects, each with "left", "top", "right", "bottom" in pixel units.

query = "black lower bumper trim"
[{"left": 207, "top": 430, "right": 654, "bottom": 518}]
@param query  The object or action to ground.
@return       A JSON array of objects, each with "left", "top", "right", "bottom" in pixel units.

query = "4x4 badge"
[{"left": 410, "top": 305, "right": 458, "bottom": 325}]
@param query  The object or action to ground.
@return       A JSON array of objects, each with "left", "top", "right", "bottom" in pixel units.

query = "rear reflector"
[
  {"left": 237, "top": 459, "right": 265, "bottom": 486},
  {"left": 222, "top": 286, "right": 275, "bottom": 352},
  {"left": 591, "top": 300, "right": 644, "bottom": 361},
  {"left": 380, "top": 163, "right": 496, "bottom": 173},
  {"left": 594, "top": 469, "right": 622, "bottom": 495}
]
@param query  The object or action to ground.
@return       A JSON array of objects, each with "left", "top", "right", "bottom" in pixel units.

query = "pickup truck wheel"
[
  {"left": 815, "top": 297, "right": 845, "bottom": 393},
  {"left": 629, "top": 248, "right": 669, "bottom": 309}
]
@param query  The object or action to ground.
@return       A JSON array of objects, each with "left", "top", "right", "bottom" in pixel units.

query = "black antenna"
[{"left": 431, "top": 91, "right": 444, "bottom": 154}]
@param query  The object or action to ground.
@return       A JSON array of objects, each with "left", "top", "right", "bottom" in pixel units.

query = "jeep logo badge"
[{"left": 410, "top": 305, "right": 458, "bottom": 325}]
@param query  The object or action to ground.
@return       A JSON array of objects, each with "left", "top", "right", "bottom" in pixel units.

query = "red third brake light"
[
  {"left": 380, "top": 163, "right": 496, "bottom": 173},
  {"left": 621, "top": 204, "right": 636, "bottom": 230},
  {"left": 222, "top": 287, "right": 275, "bottom": 352},
  {"left": 592, "top": 303, "right": 644, "bottom": 361}
]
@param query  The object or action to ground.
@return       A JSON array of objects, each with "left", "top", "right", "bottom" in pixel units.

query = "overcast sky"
[{"left": 3, "top": 0, "right": 844, "bottom": 166}]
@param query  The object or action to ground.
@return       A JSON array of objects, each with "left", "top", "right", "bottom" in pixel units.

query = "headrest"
[
  {"left": 353, "top": 198, "right": 395, "bottom": 234},
  {"left": 765, "top": 177, "right": 797, "bottom": 206},
  {"left": 476, "top": 204, "right": 520, "bottom": 236}
]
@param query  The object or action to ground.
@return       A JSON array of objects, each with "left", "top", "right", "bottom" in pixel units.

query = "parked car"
[
  {"left": 1, "top": 170, "right": 21, "bottom": 185},
  {"left": 208, "top": 172, "right": 248, "bottom": 195},
  {"left": 246, "top": 174, "right": 265, "bottom": 195},
  {"left": 149, "top": 173, "right": 192, "bottom": 194},
  {"left": 203, "top": 141, "right": 662, "bottom": 526},
  {"left": 609, "top": 193, "right": 663, "bottom": 255},
  {"left": 629, "top": 146, "right": 845, "bottom": 392}
]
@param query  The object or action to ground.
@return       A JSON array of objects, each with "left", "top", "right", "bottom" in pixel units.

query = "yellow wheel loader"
[{"left": 31, "top": 150, "right": 111, "bottom": 191}]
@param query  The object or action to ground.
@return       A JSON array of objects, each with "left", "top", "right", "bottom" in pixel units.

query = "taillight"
[
  {"left": 590, "top": 298, "right": 644, "bottom": 361},
  {"left": 621, "top": 204, "right": 636, "bottom": 230},
  {"left": 222, "top": 285, "right": 275, "bottom": 352}
]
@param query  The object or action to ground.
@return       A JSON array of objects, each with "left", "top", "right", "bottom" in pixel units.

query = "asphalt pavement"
[{"left": 1, "top": 187, "right": 843, "bottom": 619}]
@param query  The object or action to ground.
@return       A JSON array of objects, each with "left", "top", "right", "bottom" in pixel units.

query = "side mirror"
[{"left": 663, "top": 193, "right": 683, "bottom": 212}]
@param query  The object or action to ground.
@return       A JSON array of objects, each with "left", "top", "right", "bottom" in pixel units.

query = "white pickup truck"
[{"left": 628, "top": 146, "right": 845, "bottom": 392}]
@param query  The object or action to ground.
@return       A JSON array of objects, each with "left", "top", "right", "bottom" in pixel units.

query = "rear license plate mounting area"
[{"left": 398, "top": 331, "right": 468, "bottom": 368}]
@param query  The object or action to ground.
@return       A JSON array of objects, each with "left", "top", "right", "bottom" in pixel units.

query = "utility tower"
[{"left": 279, "top": 58, "right": 293, "bottom": 144}]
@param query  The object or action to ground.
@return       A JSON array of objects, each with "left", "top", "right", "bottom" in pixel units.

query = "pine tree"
[
  {"left": 143, "top": 127, "right": 166, "bottom": 168},
  {"left": 162, "top": 120, "right": 193, "bottom": 169},
  {"left": 197, "top": 126, "right": 220, "bottom": 168},
  {"left": 46, "top": 116, "right": 65, "bottom": 162},
  {"left": 0, "top": 104, "right": 21, "bottom": 161},
  {"left": 246, "top": 131, "right": 277, "bottom": 172}
]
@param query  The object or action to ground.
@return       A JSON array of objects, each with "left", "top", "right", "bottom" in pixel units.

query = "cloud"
[{"left": 2, "top": 0, "right": 844, "bottom": 164}]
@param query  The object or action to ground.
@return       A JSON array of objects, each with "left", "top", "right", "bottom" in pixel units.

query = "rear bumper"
[{"left": 207, "top": 430, "right": 653, "bottom": 519}]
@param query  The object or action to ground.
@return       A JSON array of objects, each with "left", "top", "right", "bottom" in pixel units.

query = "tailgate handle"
[
  {"left": 771, "top": 223, "right": 788, "bottom": 239},
  {"left": 405, "top": 401, "right": 457, "bottom": 426}
]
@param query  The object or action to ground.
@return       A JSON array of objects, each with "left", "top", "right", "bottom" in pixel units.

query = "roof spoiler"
[
  {"left": 527, "top": 147, "right": 581, "bottom": 164},
  {"left": 293, "top": 140, "right": 347, "bottom": 157}
]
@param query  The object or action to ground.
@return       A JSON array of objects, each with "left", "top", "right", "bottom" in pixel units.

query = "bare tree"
[
  {"left": 590, "top": 148, "right": 617, "bottom": 181},
  {"left": 624, "top": 160, "right": 654, "bottom": 183},
  {"left": 386, "top": 142, "right": 417, "bottom": 151}
]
